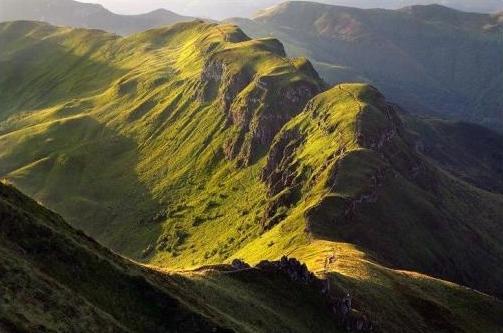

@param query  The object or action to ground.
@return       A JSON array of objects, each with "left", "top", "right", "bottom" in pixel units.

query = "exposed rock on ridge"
[
  {"left": 197, "top": 33, "right": 325, "bottom": 166},
  {"left": 231, "top": 257, "right": 374, "bottom": 332}
]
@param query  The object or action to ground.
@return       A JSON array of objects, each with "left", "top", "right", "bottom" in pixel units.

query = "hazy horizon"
[{"left": 76, "top": 0, "right": 503, "bottom": 18}]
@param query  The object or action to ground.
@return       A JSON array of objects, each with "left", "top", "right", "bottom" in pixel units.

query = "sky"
[{"left": 78, "top": 0, "right": 170, "bottom": 14}]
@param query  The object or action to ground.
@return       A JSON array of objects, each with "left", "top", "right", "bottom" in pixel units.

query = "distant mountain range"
[
  {"left": 2, "top": 0, "right": 503, "bottom": 23},
  {"left": 229, "top": 2, "right": 503, "bottom": 130},
  {"left": 312, "top": 0, "right": 503, "bottom": 13},
  {"left": 0, "top": 0, "right": 193, "bottom": 35},
  {"left": 77, "top": 0, "right": 503, "bottom": 19}
]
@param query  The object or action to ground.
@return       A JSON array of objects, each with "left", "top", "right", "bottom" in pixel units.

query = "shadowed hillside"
[
  {"left": 0, "top": 182, "right": 229, "bottom": 332},
  {"left": 228, "top": 2, "right": 503, "bottom": 131},
  {"left": 404, "top": 116, "right": 503, "bottom": 194}
]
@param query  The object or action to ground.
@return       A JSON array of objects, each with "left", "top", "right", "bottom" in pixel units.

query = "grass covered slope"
[
  {"left": 0, "top": 181, "right": 352, "bottom": 333},
  {"left": 2, "top": 181, "right": 503, "bottom": 333},
  {"left": 256, "top": 83, "right": 503, "bottom": 297},
  {"left": 2, "top": 20, "right": 503, "bottom": 332},
  {"left": 0, "top": 20, "right": 324, "bottom": 265},
  {"left": 0, "top": 181, "right": 230, "bottom": 332}
]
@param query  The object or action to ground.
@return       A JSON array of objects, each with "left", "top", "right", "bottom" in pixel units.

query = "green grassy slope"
[
  {"left": 3, "top": 180, "right": 502, "bottom": 333},
  {"left": 163, "top": 257, "right": 503, "bottom": 333},
  {"left": 0, "top": 20, "right": 325, "bottom": 266},
  {"left": 2, "top": 20, "right": 503, "bottom": 332},
  {"left": 159, "top": 267, "right": 346, "bottom": 333},
  {"left": 253, "top": 83, "right": 503, "bottom": 298},
  {"left": 276, "top": 240, "right": 503, "bottom": 332},
  {"left": 227, "top": 2, "right": 503, "bottom": 130},
  {"left": 1, "top": 181, "right": 354, "bottom": 333}
]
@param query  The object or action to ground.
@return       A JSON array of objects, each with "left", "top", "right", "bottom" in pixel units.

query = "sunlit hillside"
[{"left": 1, "top": 10, "right": 503, "bottom": 333}]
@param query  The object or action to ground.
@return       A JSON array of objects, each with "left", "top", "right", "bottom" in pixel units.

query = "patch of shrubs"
[{"left": 156, "top": 228, "right": 189, "bottom": 254}]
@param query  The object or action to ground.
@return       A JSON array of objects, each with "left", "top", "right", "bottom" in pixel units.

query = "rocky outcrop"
[
  {"left": 226, "top": 76, "right": 322, "bottom": 167},
  {"left": 260, "top": 128, "right": 305, "bottom": 228},
  {"left": 193, "top": 27, "right": 326, "bottom": 168},
  {"left": 231, "top": 259, "right": 251, "bottom": 270},
  {"left": 198, "top": 49, "right": 323, "bottom": 168},
  {"left": 343, "top": 166, "right": 388, "bottom": 221},
  {"left": 232, "top": 257, "right": 374, "bottom": 332},
  {"left": 262, "top": 128, "right": 304, "bottom": 196},
  {"left": 357, "top": 102, "right": 431, "bottom": 188},
  {"left": 198, "top": 58, "right": 252, "bottom": 109},
  {"left": 356, "top": 104, "right": 401, "bottom": 151},
  {"left": 256, "top": 256, "right": 317, "bottom": 284}
]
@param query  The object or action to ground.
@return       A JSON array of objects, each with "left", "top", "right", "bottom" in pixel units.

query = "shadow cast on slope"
[
  {"left": 307, "top": 164, "right": 503, "bottom": 299},
  {"left": 0, "top": 184, "right": 229, "bottom": 332},
  {"left": 0, "top": 115, "right": 162, "bottom": 258},
  {"left": 325, "top": 267, "right": 503, "bottom": 333},
  {"left": 0, "top": 21, "right": 126, "bottom": 120}
]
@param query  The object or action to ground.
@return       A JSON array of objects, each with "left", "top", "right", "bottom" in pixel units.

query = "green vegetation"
[
  {"left": 1, "top": 181, "right": 355, "bottom": 332},
  {"left": 0, "top": 20, "right": 324, "bottom": 267},
  {"left": 252, "top": 83, "right": 503, "bottom": 299},
  {"left": 2, "top": 180, "right": 503, "bottom": 332},
  {"left": 0, "top": 182, "right": 226, "bottom": 332},
  {"left": 1, "top": 19, "right": 503, "bottom": 332}
]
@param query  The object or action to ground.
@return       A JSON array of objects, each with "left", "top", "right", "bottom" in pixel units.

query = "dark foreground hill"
[
  {"left": 0, "top": 0, "right": 192, "bottom": 35},
  {"left": 0, "top": 182, "right": 229, "bottom": 332},
  {"left": 1, "top": 20, "right": 503, "bottom": 332},
  {"left": 228, "top": 2, "right": 503, "bottom": 131}
]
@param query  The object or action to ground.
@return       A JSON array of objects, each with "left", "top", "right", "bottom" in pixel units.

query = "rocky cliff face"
[
  {"left": 224, "top": 70, "right": 323, "bottom": 167},
  {"left": 197, "top": 37, "right": 325, "bottom": 166}
]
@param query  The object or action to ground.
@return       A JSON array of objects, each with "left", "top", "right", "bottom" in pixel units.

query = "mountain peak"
[
  {"left": 398, "top": 3, "right": 470, "bottom": 17},
  {"left": 253, "top": 1, "right": 359, "bottom": 20}
]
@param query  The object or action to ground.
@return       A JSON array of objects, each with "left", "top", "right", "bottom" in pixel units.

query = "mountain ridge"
[
  {"left": 1, "top": 19, "right": 503, "bottom": 332},
  {"left": 73, "top": 0, "right": 503, "bottom": 19}
]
